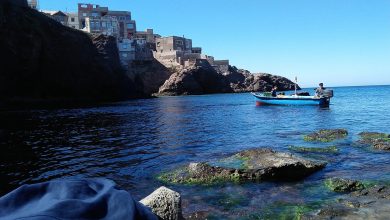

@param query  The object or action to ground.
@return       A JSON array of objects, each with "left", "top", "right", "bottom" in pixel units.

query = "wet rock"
[
  {"left": 288, "top": 145, "right": 339, "bottom": 154},
  {"left": 140, "top": 186, "right": 183, "bottom": 220},
  {"left": 358, "top": 132, "right": 390, "bottom": 151},
  {"left": 325, "top": 178, "right": 365, "bottom": 192},
  {"left": 158, "top": 148, "right": 326, "bottom": 185},
  {"left": 304, "top": 185, "right": 390, "bottom": 219},
  {"left": 303, "top": 129, "right": 348, "bottom": 142}
]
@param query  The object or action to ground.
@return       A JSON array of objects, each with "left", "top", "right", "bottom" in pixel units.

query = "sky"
[{"left": 39, "top": 0, "right": 390, "bottom": 88}]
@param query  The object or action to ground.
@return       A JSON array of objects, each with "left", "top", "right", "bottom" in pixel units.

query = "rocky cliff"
[
  {"left": 158, "top": 60, "right": 232, "bottom": 96},
  {"left": 153, "top": 62, "right": 298, "bottom": 96},
  {"left": 0, "top": 2, "right": 141, "bottom": 107}
]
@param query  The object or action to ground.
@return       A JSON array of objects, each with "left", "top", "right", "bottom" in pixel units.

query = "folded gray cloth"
[{"left": 0, "top": 178, "right": 158, "bottom": 220}]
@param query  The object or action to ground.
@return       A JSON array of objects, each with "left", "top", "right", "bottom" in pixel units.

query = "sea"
[{"left": 1, "top": 85, "right": 390, "bottom": 219}]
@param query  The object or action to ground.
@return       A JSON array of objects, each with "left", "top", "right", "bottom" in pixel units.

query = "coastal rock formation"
[
  {"left": 325, "top": 178, "right": 365, "bottom": 192},
  {"left": 158, "top": 60, "right": 232, "bottom": 96},
  {"left": 288, "top": 145, "right": 339, "bottom": 154},
  {"left": 304, "top": 185, "right": 390, "bottom": 219},
  {"left": 226, "top": 66, "right": 300, "bottom": 93},
  {"left": 152, "top": 62, "right": 297, "bottom": 96},
  {"left": 303, "top": 129, "right": 348, "bottom": 142},
  {"left": 127, "top": 59, "right": 173, "bottom": 96},
  {"left": 140, "top": 186, "right": 183, "bottom": 220},
  {"left": 358, "top": 132, "right": 390, "bottom": 151},
  {"left": 158, "top": 148, "right": 326, "bottom": 185},
  {"left": 0, "top": 2, "right": 140, "bottom": 107}
]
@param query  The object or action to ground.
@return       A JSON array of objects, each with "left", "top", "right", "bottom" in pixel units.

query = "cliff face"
[
  {"left": 227, "top": 66, "right": 300, "bottom": 93},
  {"left": 154, "top": 62, "right": 298, "bottom": 96},
  {"left": 158, "top": 60, "right": 232, "bottom": 96},
  {"left": 0, "top": 2, "right": 140, "bottom": 107}
]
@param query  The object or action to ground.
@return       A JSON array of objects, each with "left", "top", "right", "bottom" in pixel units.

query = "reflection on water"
[{"left": 1, "top": 85, "right": 390, "bottom": 218}]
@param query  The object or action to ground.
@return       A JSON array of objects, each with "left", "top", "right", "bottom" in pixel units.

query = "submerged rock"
[
  {"left": 303, "top": 129, "right": 348, "bottom": 142},
  {"left": 288, "top": 145, "right": 339, "bottom": 154},
  {"left": 304, "top": 185, "right": 390, "bottom": 219},
  {"left": 158, "top": 148, "right": 326, "bottom": 185},
  {"left": 358, "top": 132, "right": 390, "bottom": 151},
  {"left": 325, "top": 178, "right": 365, "bottom": 192},
  {"left": 140, "top": 186, "right": 183, "bottom": 220}
]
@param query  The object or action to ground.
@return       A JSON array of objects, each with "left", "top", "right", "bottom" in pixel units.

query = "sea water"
[{"left": 1, "top": 85, "right": 390, "bottom": 218}]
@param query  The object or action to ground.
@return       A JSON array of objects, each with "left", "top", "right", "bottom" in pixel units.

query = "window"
[
  {"left": 80, "top": 4, "right": 88, "bottom": 8},
  {"left": 123, "top": 45, "right": 127, "bottom": 49},
  {"left": 91, "top": 12, "right": 99, "bottom": 17},
  {"left": 71, "top": 17, "right": 75, "bottom": 22},
  {"left": 126, "top": 23, "right": 134, "bottom": 29},
  {"left": 122, "top": 53, "right": 128, "bottom": 57},
  {"left": 82, "top": 13, "right": 87, "bottom": 17},
  {"left": 176, "top": 40, "right": 183, "bottom": 45}
]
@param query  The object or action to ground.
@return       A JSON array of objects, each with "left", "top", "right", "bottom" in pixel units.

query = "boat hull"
[{"left": 253, "top": 94, "right": 330, "bottom": 107}]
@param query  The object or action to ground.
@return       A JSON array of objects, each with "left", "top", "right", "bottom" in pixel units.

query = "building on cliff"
[
  {"left": 27, "top": 0, "right": 38, "bottom": 9},
  {"left": 85, "top": 16, "right": 119, "bottom": 38},
  {"left": 135, "top": 29, "right": 161, "bottom": 44},
  {"left": 78, "top": 3, "right": 108, "bottom": 29},
  {"left": 67, "top": 13, "right": 80, "bottom": 29},
  {"left": 153, "top": 36, "right": 229, "bottom": 72},
  {"left": 106, "top": 11, "right": 136, "bottom": 40},
  {"left": 41, "top": 11, "right": 69, "bottom": 26}
]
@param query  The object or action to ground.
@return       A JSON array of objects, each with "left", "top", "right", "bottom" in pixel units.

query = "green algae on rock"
[
  {"left": 358, "top": 132, "right": 390, "bottom": 151},
  {"left": 303, "top": 129, "right": 348, "bottom": 142},
  {"left": 158, "top": 148, "right": 326, "bottom": 185},
  {"left": 289, "top": 145, "right": 339, "bottom": 153},
  {"left": 325, "top": 178, "right": 365, "bottom": 193}
]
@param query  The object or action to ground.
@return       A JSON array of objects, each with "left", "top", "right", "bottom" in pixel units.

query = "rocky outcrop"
[
  {"left": 155, "top": 62, "right": 298, "bottom": 96},
  {"left": 158, "top": 60, "right": 232, "bottom": 96},
  {"left": 358, "top": 132, "right": 390, "bottom": 151},
  {"left": 158, "top": 148, "right": 326, "bottom": 185},
  {"left": 304, "top": 185, "right": 390, "bottom": 219},
  {"left": 226, "top": 66, "right": 299, "bottom": 93},
  {"left": 127, "top": 59, "right": 173, "bottom": 96},
  {"left": 303, "top": 129, "right": 348, "bottom": 142},
  {"left": 325, "top": 178, "right": 365, "bottom": 192},
  {"left": 140, "top": 186, "right": 183, "bottom": 220},
  {"left": 0, "top": 2, "right": 141, "bottom": 107}
]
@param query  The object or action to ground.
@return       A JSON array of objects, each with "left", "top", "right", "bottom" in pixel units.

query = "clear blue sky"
[{"left": 40, "top": 0, "right": 390, "bottom": 87}]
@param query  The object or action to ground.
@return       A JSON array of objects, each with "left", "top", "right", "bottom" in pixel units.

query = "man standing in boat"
[
  {"left": 271, "top": 86, "right": 278, "bottom": 97},
  {"left": 315, "top": 83, "right": 326, "bottom": 97}
]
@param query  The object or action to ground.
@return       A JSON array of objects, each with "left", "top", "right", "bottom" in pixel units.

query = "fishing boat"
[
  {"left": 252, "top": 77, "right": 333, "bottom": 107},
  {"left": 252, "top": 92, "right": 332, "bottom": 107}
]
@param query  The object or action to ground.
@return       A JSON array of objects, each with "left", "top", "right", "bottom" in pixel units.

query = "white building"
[
  {"left": 85, "top": 15, "right": 119, "bottom": 38},
  {"left": 67, "top": 13, "right": 80, "bottom": 29},
  {"left": 27, "top": 0, "right": 38, "bottom": 9}
]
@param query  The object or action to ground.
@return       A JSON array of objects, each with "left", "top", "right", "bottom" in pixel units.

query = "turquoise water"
[{"left": 1, "top": 85, "right": 390, "bottom": 218}]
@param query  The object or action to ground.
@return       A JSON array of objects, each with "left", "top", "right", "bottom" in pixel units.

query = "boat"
[
  {"left": 252, "top": 92, "right": 332, "bottom": 107},
  {"left": 252, "top": 77, "right": 333, "bottom": 107}
]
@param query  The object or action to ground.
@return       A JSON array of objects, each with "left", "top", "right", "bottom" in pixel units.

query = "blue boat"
[{"left": 252, "top": 91, "right": 333, "bottom": 107}]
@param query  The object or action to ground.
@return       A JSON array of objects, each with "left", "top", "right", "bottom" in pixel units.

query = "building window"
[
  {"left": 123, "top": 53, "right": 128, "bottom": 57},
  {"left": 123, "top": 45, "right": 127, "bottom": 49},
  {"left": 91, "top": 12, "right": 99, "bottom": 17},
  {"left": 126, "top": 23, "right": 134, "bottom": 29},
  {"left": 83, "top": 13, "right": 87, "bottom": 17},
  {"left": 176, "top": 40, "right": 183, "bottom": 45},
  {"left": 71, "top": 17, "right": 75, "bottom": 22}
]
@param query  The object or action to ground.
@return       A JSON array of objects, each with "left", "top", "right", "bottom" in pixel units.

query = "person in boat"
[
  {"left": 315, "top": 83, "right": 326, "bottom": 97},
  {"left": 271, "top": 86, "right": 278, "bottom": 97}
]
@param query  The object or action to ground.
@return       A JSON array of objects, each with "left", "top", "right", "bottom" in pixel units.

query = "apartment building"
[
  {"left": 85, "top": 16, "right": 119, "bottom": 37},
  {"left": 41, "top": 10, "right": 68, "bottom": 26},
  {"left": 106, "top": 11, "right": 136, "bottom": 40},
  {"left": 67, "top": 13, "right": 80, "bottom": 29},
  {"left": 27, "top": 0, "right": 38, "bottom": 9},
  {"left": 78, "top": 3, "right": 108, "bottom": 29}
]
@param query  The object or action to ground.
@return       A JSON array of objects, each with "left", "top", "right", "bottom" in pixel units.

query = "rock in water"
[
  {"left": 304, "top": 129, "right": 348, "bottom": 142},
  {"left": 158, "top": 148, "right": 326, "bottom": 185},
  {"left": 325, "top": 178, "right": 365, "bottom": 192},
  {"left": 140, "top": 186, "right": 183, "bottom": 220},
  {"left": 358, "top": 132, "right": 390, "bottom": 151},
  {"left": 158, "top": 60, "right": 232, "bottom": 96}
]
